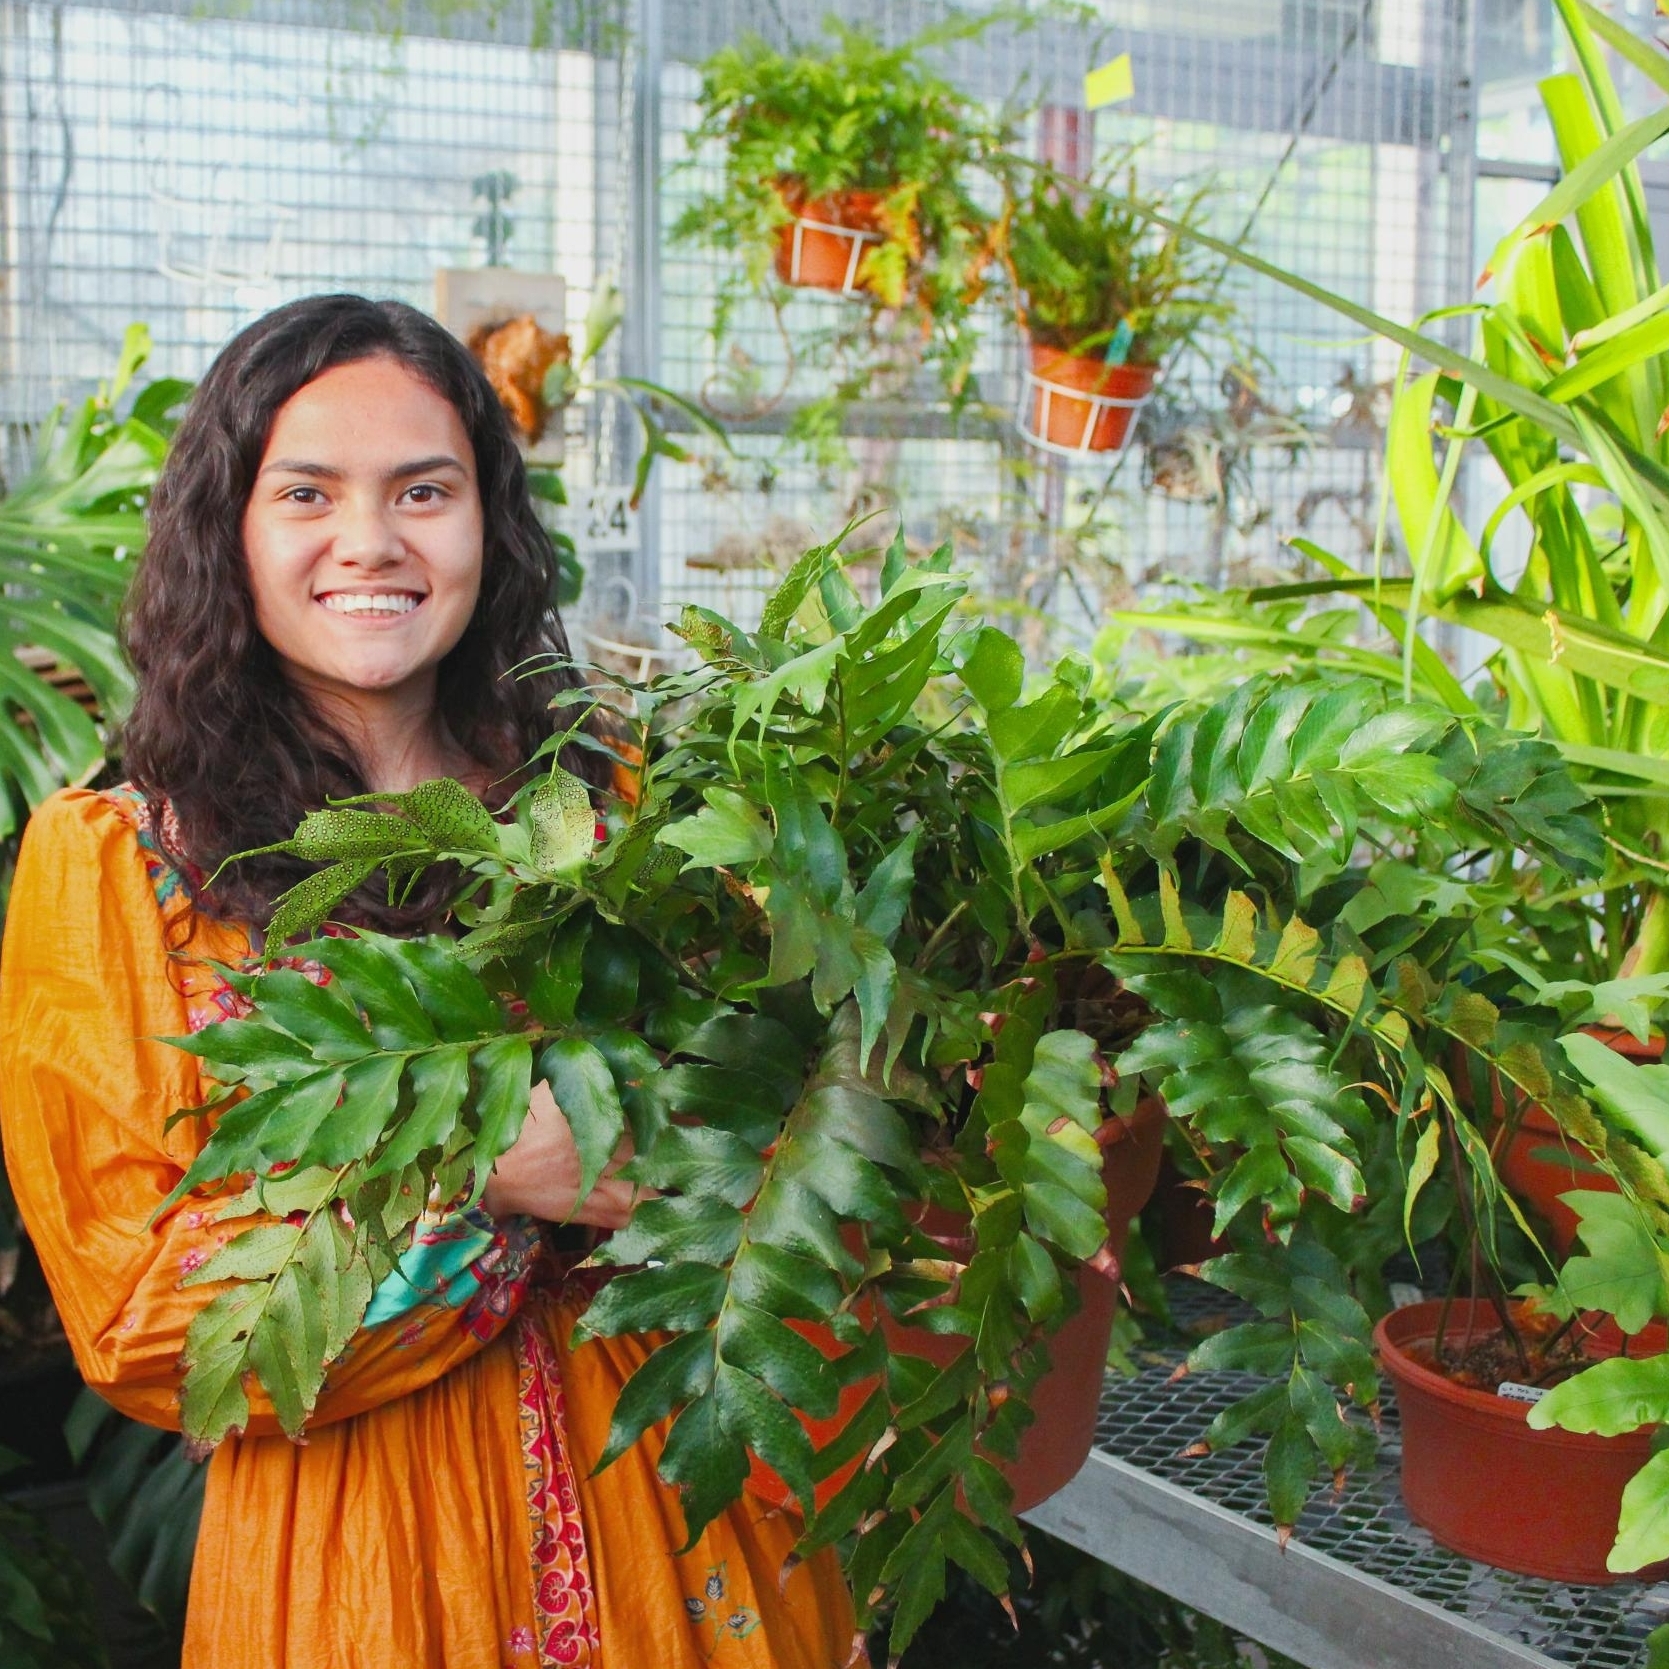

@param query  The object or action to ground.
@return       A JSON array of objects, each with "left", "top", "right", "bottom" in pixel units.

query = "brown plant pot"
[
  {"left": 772, "top": 184, "right": 887, "bottom": 294},
  {"left": 1376, "top": 1299, "right": 1667, "bottom": 1583},
  {"left": 746, "top": 1096, "right": 1169, "bottom": 1516},
  {"left": 1495, "top": 1028, "right": 1662, "bottom": 1258},
  {"left": 1023, "top": 343, "right": 1156, "bottom": 454},
  {"left": 1149, "top": 1154, "right": 1227, "bottom": 1270}
]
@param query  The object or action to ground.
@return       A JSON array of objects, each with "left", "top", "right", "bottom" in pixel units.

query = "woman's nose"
[{"left": 334, "top": 499, "right": 405, "bottom": 566}]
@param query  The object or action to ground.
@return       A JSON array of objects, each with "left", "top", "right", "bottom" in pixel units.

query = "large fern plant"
[{"left": 160, "top": 540, "right": 1629, "bottom": 1652}]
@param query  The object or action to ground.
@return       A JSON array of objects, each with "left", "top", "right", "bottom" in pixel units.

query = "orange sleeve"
[{"left": 0, "top": 788, "right": 520, "bottom": 1436}]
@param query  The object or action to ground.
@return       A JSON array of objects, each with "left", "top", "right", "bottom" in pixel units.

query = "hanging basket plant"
[
  {"left": 672, "top": 20, "right": 1013, "bottom": 439},
  {"left": 1004, "top": 160, "right": 1232, "bottom": 457}
]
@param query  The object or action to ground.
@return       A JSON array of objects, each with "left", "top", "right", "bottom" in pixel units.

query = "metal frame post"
[{"left": 621, "top": 0, "right": 662, "bottom": 611}]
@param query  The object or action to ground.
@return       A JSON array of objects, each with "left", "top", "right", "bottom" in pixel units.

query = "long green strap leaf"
[{"left": 1481, "top": 101, "right": 1669, "bottom": 288}]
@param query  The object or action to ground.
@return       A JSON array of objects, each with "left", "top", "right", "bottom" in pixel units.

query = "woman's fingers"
[{"left": 571, "top": 1173, "right": 644, "bottom": 1230}]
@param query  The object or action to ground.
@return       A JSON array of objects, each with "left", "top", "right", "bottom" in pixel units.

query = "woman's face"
[{"left": 242, "top": 355, "right": 485, "bottom": 714}]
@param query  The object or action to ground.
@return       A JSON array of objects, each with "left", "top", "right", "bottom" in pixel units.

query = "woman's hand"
[{"left": 479, "top": 1079, "right": 641, "bottom": 1229}]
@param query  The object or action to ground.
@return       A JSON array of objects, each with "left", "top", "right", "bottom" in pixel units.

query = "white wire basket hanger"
[
  {"left": 779, "top": 212, "right": 885, "bottom": 296},
  {"left": 1016, "top": 362, "right": 1157, "bottom": 459}
]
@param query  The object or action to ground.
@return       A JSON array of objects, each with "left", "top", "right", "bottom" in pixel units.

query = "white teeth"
[{"left": 319, "top": 593, "right": 422, "bottom": 616}]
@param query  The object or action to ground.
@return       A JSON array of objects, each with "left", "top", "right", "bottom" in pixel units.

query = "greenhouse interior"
[{"left": 7, "top": 0, "right": 1669, "bottom": 1666}]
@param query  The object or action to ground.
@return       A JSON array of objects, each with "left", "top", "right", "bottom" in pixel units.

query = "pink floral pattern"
[{"left": 515, "top": 1303, "right": 600, "bottom": 1667}]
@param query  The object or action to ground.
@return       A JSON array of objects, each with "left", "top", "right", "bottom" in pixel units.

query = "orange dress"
[{"left": 0, "top": 788, "right": 855, "bottom": 1669}]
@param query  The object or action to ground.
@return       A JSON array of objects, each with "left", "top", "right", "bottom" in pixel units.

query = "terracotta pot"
[
  {"left": 1495, "top": 1028, "right": 1662, "bottom": 1258},
  {"left": 1149, "top": 1154, "right": 1227, "bottom": 1269},
  {"left": 747, "top": 1096, "right": 1168, "bottom": 1515},
  {"left": 772, "top": 184, "right": 887, "bottom": 293},
  {"left": 1023, "top": 343, "right": 1156, "bottom": 454},
  {"left": 1377, "top": 1299, "right": 1667, "bottom": 1583}
]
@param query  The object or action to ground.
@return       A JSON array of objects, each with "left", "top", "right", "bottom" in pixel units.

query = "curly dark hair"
[{"left": 121, "top": 292, "right": 600, "bottom": 933}]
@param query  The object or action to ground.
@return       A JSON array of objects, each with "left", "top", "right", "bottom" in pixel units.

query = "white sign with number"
[{"left": 578, "top": 489, "right": 639, "bottom": 553}]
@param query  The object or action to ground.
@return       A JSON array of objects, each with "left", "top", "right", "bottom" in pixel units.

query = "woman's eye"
[
  {"left": 404, "top": 483, "right": 447, "bottom": 506},
  {"left": 283, "top": 485, "right": 324, "bottom": 505}
]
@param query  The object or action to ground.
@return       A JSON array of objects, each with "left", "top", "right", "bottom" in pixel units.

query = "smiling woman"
[
  {"left": 0, "top": 296, "right": 854, "bottom": 1669},
  {"left": 241, "top": 357, "right": 487, "bottom": 789}
]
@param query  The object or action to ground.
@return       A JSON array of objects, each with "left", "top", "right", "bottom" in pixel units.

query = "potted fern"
[
  {"left": 157, "top": 539, "right": 1608, "bottom": 1655},
  {"left": 672, "top": 20, "right": 1011, "bottom": 422},
  {"left": 1005, "top": 160, "right": 1231, "bottom": 454}
]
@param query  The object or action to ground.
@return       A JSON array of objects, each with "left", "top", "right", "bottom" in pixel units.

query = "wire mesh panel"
[
  {"left": 654, "top": 0, "right": 1476, "bottom": 646},
  {"left": 0, "top": 0, "right": 627, "bottom": 488},
  {"left": 2, "top": 0, "right": 1474, "bottom": 650}
]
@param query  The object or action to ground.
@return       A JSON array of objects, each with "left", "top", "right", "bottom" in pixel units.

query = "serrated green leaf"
[
  {"left": 300, "top": 934, "right": 438, "bottom": 1050},
  {"left": 594, "top": 1331, "right": 716, "bottom": 1471},
  {"left": 468, "top": 1036, "right": 533, "bottom": 1178},
  {"left": 529, "top": 769, "right": 596, "bottom": 873},
  {"left": 1531, "top": 1353, "right": 1669, "bottom": 1438},
  {"left": 1610, "top": 1447, "right": 1669, "bottom": 1573},
  {"left": 746, "top": 1174, "right": 863, "bottom": 1276},
  {"left": 367, "top": 1043, "right": 470, "bottom": 1178},
  {"left": 395, "top": 939, "right": 504, "bottom": 1040},
  {"left": 310, "top": 1052, "right": 404, "bottom": 1167},
  {"left": 244, "top": 1264, "right": 324, "bottom": 1437},
  {"left": 629, "top": 1124, "right": 764, "bottom": 1209},
  {"left": 718, "top": 1302, "right": 840, "bottom": 1418},
  {"left": 958, "top": 626, "right": 1024, "bottom": 712},
  {"left": 386, "top": 777, "right": 499, "bottom": 851},
  {"left": 1011, "top": 1231, "right": 1064, "bottom": 1322},
  {"left": 187, "top": 1222, "right": 302, "bottom": 1286},
  {"left": 1559, "top": 1191, "right": 1669, "bottom": 1333},
  {"left": 1263, "top": 1412, "right": 1317, "bottom": 1528},
  {"left": 573, "top": 1262, "right": 728, "bottom": 1338},
  {"left": 251, "top": 969, "right": 372, "bottom": 1061},
  {"left": 658, "top": 1391, "right": 751, "bottom": 1549},
  {"left": 729, "top": 1243, "right": 846, "bottom": 1322},
  {"left": 601, "top": 1194, "right": 746, "bottom": 1267},
  {"left": 713, "top": 1361, "right": 816, "bottom": 1512},
  {"left": 538, "top": 1037, "right": 627, "bottom": 1209},
  {"left": 659, "top": 788, "right": 775, "bottom": 870},
  {"left": 179, "top": 1284, "right": 263, "bottom": 1443}
]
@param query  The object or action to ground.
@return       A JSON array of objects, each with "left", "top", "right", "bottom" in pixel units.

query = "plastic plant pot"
[
  {"left": 746, "top": 1096, "right": 1168, "bottom": 1516},
  {"left": 1019, "top": 344, "right": 1156, "bottom": 456},
  {"left": 1497, "top": 1028, "right": 1662, "bottom": 1258},
  {"left": 772, "top": 186, "right": 887, "bottom": 295},
  {"left": 1376, "top": 1299, "right": 1665, "bottom": 1584}
]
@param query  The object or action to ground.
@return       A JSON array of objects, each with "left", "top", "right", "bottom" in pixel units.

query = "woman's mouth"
[{"left": 317, "top": 592, "right": 426, "bottom": 617}]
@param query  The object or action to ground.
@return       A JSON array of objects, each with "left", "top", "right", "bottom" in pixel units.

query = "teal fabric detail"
[{"left": 362, "top": 1209, "right": 498, "bottom": 1328}]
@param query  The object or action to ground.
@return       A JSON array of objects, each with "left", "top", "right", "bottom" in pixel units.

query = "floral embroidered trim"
[
  {"left": 683, "top": 1560, "right": 760, "bottom": 1658},
  {"left": 515, "top": 1306, "right": 601, "bottom": 1667},
  {"left": 100, "top": 785, "right": 251, "bottom": 1028}
]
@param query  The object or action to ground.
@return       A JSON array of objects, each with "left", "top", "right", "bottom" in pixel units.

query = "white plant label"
[
  {"left": 1496, "top": 1381, "right": 1548, "bottom": 1405},
  {"left": 580, "top": 489, "right": 639, "bottom": 553}
]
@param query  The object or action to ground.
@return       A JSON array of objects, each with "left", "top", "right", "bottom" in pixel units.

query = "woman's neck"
[{"left": 293, "top": 674, "right": 477, "bottom": 794}]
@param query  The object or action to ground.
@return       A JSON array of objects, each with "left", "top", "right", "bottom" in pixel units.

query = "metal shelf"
[{"left": 1024, "top": 1282, "right": 1669, "bottom": 1669}]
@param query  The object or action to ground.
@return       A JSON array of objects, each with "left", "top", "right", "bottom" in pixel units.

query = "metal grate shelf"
[{"left": 1023, "top": 1281, "right": 1669, "bottom": 1669}]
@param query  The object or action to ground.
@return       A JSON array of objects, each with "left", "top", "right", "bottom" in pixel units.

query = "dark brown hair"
[{"left": 122, "top": 293, "right": 599, "bottom": 931}]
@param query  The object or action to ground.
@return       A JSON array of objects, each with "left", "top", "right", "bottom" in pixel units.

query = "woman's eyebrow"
[
  {"left": 258, "top": 458, "right": 342, "bottom": 479},
  {"left": 387, "top": 454, "right": 469, "bottom": 480},
  {"left": 256, "top": 454, "right": 469, "bottom": 481}
]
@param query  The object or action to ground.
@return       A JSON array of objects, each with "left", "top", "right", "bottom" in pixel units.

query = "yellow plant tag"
[{"left": 1084, "top": 54, "right": 1135, "bottom": 110}]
